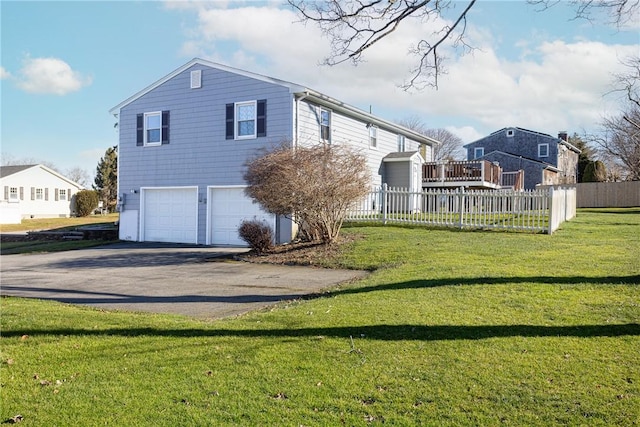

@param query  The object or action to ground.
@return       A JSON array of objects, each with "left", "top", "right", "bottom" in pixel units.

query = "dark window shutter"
[
  {"left": 19, "top": 187, "right": 24, "bottom": 200},
  {"left": 136, "top": 114, "right": 144, "bottom": 146},
  {"left": 45, "top": 188, "right": 49, "bottom": 201},
  {"left": 225, "top": 103, "right": 234, "bottom": 140},
  {"left": 257, "top": 99, "right": 267, "bottom": 137},
  {"left": 4, "top": 186, "right": 8, "bottom": 200},
  {"left": 55, "top": 188, "right": 59, "bottom": 201},
  {"left": 31, "top": 187, "right": 35, "bottom": 200},
  {"left": 161, "top": 111, "right": 170, "bottom": 145}
]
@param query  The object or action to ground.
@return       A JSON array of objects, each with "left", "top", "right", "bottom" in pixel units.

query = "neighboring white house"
[{"left": 0, "top": 164, "right": 85, "bottom": 224}]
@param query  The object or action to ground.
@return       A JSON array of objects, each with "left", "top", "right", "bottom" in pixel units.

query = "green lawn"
[
  {"left": 1, "top": 209, "right": 639, "bottom": 425},
  {"left": 0, "top": 213, "right": 119, "bottom": 233}
]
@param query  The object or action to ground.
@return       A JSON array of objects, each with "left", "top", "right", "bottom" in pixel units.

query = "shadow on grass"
[
  {"left": 323, "top": 275, "right": 640, "bottom": 298},
  {"left": 2, "top": 323, "right": 639, "bottom": 341},
  {"left": 4, "top": 276, "right": 638, "bottom": 308}
]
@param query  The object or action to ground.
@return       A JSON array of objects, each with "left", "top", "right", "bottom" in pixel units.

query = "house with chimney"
[{"left": 462, "top": 127, "right": 580, "bottom": 190}]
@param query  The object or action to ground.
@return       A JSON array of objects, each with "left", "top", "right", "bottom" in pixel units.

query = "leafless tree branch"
[{"left": 288, "top": 0, "right": 477, "bottom": 90}]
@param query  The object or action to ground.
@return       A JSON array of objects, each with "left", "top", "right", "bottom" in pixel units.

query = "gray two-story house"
[
  {"left": 464, "top": 127, "right": 580, "bottom": 190},
  {"left": 109, "top": 58, "right": 438, "bottom": 245}
]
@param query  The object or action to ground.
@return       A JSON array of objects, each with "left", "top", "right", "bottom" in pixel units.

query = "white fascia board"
[
  {"left": 109, "top": 58, "right": 306, "bottom": 115},
  {"left": 5, "top": 164, "right": 84, "bottom": 189},
  {"left": 295, "top": 91, "right": 440, "bottom": 148}
]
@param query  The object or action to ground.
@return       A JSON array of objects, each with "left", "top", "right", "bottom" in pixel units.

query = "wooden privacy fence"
[{"left": 346, "top": 185, "right": 576, "bottom": 234}]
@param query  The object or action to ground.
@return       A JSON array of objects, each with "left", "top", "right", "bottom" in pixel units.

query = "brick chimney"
[{"left": 558, "top": 131, "right": 568, "bottom": 141}]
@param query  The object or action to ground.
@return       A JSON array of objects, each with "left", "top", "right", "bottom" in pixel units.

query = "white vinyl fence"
[{"left": 346, "top": 185, "right": 576, "bottom": 234}]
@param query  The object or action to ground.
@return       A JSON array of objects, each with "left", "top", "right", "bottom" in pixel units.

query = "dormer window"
[{"left": 506, "top": 129, "right": 515, "bottom": 137}]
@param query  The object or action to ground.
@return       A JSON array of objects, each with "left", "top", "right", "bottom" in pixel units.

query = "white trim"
[
  {"left": 139, "top": 186, "right": 198, "bottom": 244},
  {"left": 234, "top": 100, "right": 257, "bottom": 140},
  {"left": 319, "top": 107, "right": 331, "bottom": 143},
  {"left": 110, "top": 58, "right": 306, "bottom": 115},
  {"left": 190, "top": 70, "right": 202, "bottom": 89},
  {"left": 108, "top": 58, "right": 439, "bottom": 149},
  {"left": 538, "top": 143, "right": 549, "bottom": 158},
  {"left": 143, "top": 111, "right": 162, "bottom": 146},
  {"left": 474, "top": 147, "right": 484, "bottom": 159},
  {"left": 397, "top": 134, "right": 406, "bottom": 152},
  {"left": 369, "top": 125, "right": 378, "bottom": 149}
]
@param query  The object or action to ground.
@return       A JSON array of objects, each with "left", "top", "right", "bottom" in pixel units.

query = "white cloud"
[
  {"left": 16, "top": 57, "right": 92, "bottom": 95},
  {"left": 0, "top": 66, "right": 11, "bottom": 79},
  {"left": 173, "top": 3, "right": 636, "bottom": 140}
]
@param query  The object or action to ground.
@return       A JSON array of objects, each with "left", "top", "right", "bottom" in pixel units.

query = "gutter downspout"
[{"left": 294, "top": 91, "right": 310, "bottom": 149}]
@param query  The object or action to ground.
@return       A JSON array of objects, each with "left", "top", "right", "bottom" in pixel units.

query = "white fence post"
[
  {"left": 381, "top": 183, "right": 388, "bottom": 225},
  {"left": 345, "top": 185, "right": 574, "bottom": 234}
]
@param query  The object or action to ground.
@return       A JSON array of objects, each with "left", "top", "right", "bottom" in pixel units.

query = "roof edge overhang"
[
  {"left": 109, "top": 58, "right": 307, "bottom": 115},
  {"left": 297, "top": 91, "right": 440, "bottom": 147}
]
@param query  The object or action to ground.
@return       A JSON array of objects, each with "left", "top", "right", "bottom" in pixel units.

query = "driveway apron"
[{"left": 0, "top": 242, "right": 367, "bottom": 319}]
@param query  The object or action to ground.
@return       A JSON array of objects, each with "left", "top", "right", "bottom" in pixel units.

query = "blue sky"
[{"left": 1, "top": 1, "right": 638, "bottom": 181}]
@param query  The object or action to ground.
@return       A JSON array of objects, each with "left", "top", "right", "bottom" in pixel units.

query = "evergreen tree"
[
  {"left": 568, "top": 134, "right": 597, "bottom": 183},
  {"left": 94, "top": 146, "right": 118, "bottom": 212}
]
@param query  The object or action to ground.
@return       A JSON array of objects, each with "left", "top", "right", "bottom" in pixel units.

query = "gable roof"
[
  {"left": 0, "top": 164, "right": 36, "bottom": 178},
  {"left": 109, "top": 58, "right": 440, "bottom": 147},
  {"left": 464, "top": 127, "right": 580, "bottom": 153},
  {"left": 0, "top": 164, "right": 85, "bottom": 188},
  {"left": 382, "top": 151, "right": 423, "bottom": 162}
]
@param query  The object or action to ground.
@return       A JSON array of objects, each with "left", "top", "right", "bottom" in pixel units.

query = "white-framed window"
[
  {"left": 320, "top": 108, "right": 331, "bottom": 142},
  {"left": 35, "top": 188, "right": 43, "bottom": 200},
  {"left": 9, "top": 187, "right": 18, "bottom": 200},
  {"left": 474, "top": 147, "right": 484, "bottom": 159},
  {"left": 190, "top": 70, "right": 202, "bottom": 89},
  {"left": 236, "top": 101, "right": 257, "bottom": 139},
  {"left": 225, "top": 100, "right": 266, "bottom": 140},
  {"left": 369, "top": 125, "right": 378, "bottom": 148},
  {"left": 137, "top": 111, "right": 169, "bottom": 146},
  {"left": 538, "top": 143, "right": 549, "bottom": 158},
  {"left": 506, "top": 129, "right": 515, "bottom": 137},
  {"left": 59, "top": 189, "right": 67, "bottom": 201},
  {"left": 397, "top": 134, "right": 405, "bottom": 152},
  {"left": 144, "top": 111, "right": 162, "bottom": 145}
]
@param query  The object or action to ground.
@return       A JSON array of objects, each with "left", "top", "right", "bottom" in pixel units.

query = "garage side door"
[
  {"left": 209, "top": 187, "right": 275, "bottom": 246},
  {"left": 142, "top": 188, "right": 198, "bottom": 244}
]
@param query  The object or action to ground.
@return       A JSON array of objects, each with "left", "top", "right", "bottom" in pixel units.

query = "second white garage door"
[
  {"left": 208, "top": 186, "right": 275, "bottom": 246},
  {"left": 141, "top": 187, "right": 198, "bottom": 244}
]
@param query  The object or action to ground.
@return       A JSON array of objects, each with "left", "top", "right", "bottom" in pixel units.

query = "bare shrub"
[
  {"left": 244, "top": 143, "right": 370, "bottom": 244},
  {"left": 238, "top": 219, "right": 274, "bottom": 254}
]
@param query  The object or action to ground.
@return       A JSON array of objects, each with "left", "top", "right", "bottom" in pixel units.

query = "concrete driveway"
[{"left": 0, "top": 242, "right": 367, "bottom": 319}]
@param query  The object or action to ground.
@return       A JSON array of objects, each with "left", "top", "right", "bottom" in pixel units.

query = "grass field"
[{"left": 1, "top": 209, "right": 638, "bottom": 425}]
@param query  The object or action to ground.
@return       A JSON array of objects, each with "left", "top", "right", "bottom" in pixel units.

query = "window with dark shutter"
[
  {"left": 257, "top": 99, "right": 267, "bottom": 137},
  {"left": 161, "top": 111, "right": 170, "bottom": 144},
  {"left": 136, "top": 114, "right": 144, "bottom": 146},
  {"left": 226, "top": 104, "right": 234, "bottom": 140}
]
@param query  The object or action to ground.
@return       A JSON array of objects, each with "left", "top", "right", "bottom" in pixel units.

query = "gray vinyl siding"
[
  {"left": 118, "top": 64, "right": 294, "bottom": 243},
  {"left": 296, "top": 99, "right": 422, "bottom": 187},
  {"left": 384, "top": 162, "right": 410, "bottom": 188}
]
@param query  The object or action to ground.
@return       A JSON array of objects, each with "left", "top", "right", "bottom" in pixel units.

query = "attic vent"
[
  {"left": 506, "top": 129, "right": 515, "bottom": 137},
  {"left": 190, "top": 70, "right": 202, "bottom": 89}
]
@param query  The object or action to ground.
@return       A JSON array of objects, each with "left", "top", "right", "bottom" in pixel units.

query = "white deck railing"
[{"left": 346, "top": 185, "right": 576, "bottom": 234}]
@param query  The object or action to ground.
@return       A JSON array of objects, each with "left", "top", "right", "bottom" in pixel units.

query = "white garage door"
[
  {"left": 141, "top": 187, "right": 198, "bottom": 244},
  {"left": 208, "top": 186, "right": 275, "bottom": 246}
]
